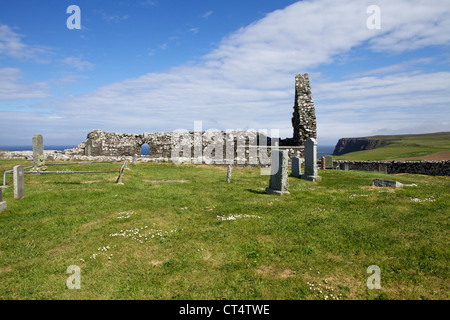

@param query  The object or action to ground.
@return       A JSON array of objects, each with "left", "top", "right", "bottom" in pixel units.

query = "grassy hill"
[
  {"left": 333, "top": 132, "right": 450, "bottom": 161},
  {"left": 0, "top": 160, "right": 448, "bottom": 300}
]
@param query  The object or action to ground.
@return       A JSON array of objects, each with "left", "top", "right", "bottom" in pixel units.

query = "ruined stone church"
[{"left": 65, "top": 74, "right": 317, "bottom": 164}]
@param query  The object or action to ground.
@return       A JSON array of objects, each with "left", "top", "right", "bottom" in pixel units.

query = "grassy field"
[
  {"left": 0, "top": 159, "right": 448, "bottom": 300},
  {"left": 333, "top": 132, "right": 450, "bottom": 161}
]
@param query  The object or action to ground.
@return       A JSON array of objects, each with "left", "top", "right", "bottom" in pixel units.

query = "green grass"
[
  {"left": 334, "top": 132, "right": 450, "bottom": 161},
  {"left": 0, "top": 159, "right": 448, "bottom": 300}
]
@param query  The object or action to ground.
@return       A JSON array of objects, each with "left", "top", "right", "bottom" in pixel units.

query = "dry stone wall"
[{"left": 332, "top": 160, "right": 450, "bottom": 176}]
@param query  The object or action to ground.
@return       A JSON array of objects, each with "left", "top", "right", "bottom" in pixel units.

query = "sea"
[
  {"left": 0, "top": 145, "right": 77, "bottom": 152},
  {"left": 0, "top": 145, "right": 336, "bottom": 158}
]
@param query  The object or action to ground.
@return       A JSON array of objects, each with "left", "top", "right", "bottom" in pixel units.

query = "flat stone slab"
[
  {"left": 300, "top": 174, "right": 322, "bottom": 182},
  {"left": 372, "top": 179, "right": 403, "bottom": 187},
  {"left": 0, "top": 201, "right": 6, "bottom": 214},
  {"left": 265, "top": 187, "right": 290, "bottom": 195},
  {"left": 145, "top": 180, "right": 188, "bottom": 183},
  {"left": 372, "top": 179, "right": 417, "bottom": 188}
]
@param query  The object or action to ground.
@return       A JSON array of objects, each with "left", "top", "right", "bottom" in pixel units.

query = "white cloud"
[
  {"left": 187, "top": 27, "right": 199, "bottom": 35},
  {"left": 2, "top": 0, "right": 450, "bottom": 145},
  {"left": 349, "top": 58, "right": 435, "bottom": 77},
  {"left": 202, "top": 11, "right": 213, "bottom": 19},
  {"left": 314, "top": 71, "right": 450, "bottom": 143},
  {"left": 367, "top": 2, "right": 450, "bottom": 52},
  {"left": 0, "top": 24, "right": 53, "bottom": 62},
  {"left": 0, "top": 68, "right": 50, "bottom": 101},
  {"left": 97, "top": 10, "right": 130, "bottom": 24},
  {"left": 63, "top": 56, "right": 94, "bottom": 71},
  {"left": 139, "top": 0, "right": 157, "bottom": 8},
  {"left": 158, "top": 43, "right": 168, "bottom": 50}
]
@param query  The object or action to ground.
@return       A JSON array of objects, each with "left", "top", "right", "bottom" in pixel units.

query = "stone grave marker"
[
  {"left": 226, "top": 165, "right": 232, "bottom": 183},
  {"left": 372, "top": 179, "right": 417, "bottom": 188},
  {"left": 345, "top": 162, "right": 349, "bottom": 171},
  {"left": 13, "top": 165, "right": 24, "bottom": 199},
  {"left": 85, "top": 139, "right": 92, "bottom": 156},
  {"left": 291, "top": 156, "right": 302, "bottom": 178},
  {"left": 266, "top": 150, "right": 290, "bottom": 195},
  {"left": 320, "top": 157, "right": 326, "bottom": 170},
  {"left": 301, "top": 138, "right": 321, "bottom": 182},
  {"left": 32, "top": 134, "right": 45, "bottom": 168},
  {"left": 0, "top": 187, "right": 6, "bottom": 213},
  {"left": 372, "top": 179, "right": 401, "bottom": 187},
  {"left": 325, "top": 155, "right": 333, "bottom": 169}
]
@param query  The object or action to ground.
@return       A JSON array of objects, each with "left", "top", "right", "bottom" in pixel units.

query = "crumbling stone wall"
[
  {"left": 63, "top": 129, "right": 304, "bottom": 166},
  {"left": 70, "top": 130, "right": 173, "bottom": 157},
  {"left": 292, "top": 73, "right": 317, "bottom": 146}
]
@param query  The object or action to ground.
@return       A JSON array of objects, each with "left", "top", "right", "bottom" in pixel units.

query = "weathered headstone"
[
  {"left": 320, "top": 157, "right": 326, "bottom": 170},
  {"left": 291, "top": 156, "right": 302, "bottom": 178},
  {"left": 0, "top": 187, "right": 6, "bottom": 213},
  {"left": 132, "top": 154, "right": 137, "bottom": 165},
  {"left": 85, "top": 139, "right": 92, "bottom": 156},
  {"left": 325, "top": 155, "right": 333, "bottom": 169},
  {"left": 32, "top": 134, "right": 45, "bottom": 168},
  {"left": 226, "top": 165, "right": 232, "bottom": 183},
  {"left": 266, "top": 150, "right": 290, "bottom": 195},
  {"left": 301, "top": 138, "right": 321, "bottom": 182},
  {"left": 0, "top": 201, "right": 6, "bottom": 213},
  {"left": 378, "top": 164, "right": 387, "bottom": 174},
  {"left": 0, "top": 188, "right": 4, "bottom": 212},
  {"left": 13, "top": 165, "right": 24, "bottom": 199}
]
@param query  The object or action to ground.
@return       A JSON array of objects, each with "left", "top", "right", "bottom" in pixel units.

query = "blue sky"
[{"left": 0, "top": 0, "right": 449, "bottom": 147}]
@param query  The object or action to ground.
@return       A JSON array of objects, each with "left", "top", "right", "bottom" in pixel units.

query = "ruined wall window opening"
[{"left": 141, "top": 143, "right": 150, "bottom": 156}]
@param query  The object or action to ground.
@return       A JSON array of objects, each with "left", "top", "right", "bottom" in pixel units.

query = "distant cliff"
[{"left": 332, "top": 138, "right": 388, "bottom": 156}]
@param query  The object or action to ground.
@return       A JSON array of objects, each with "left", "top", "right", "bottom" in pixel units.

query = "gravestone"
[
  {"left": 0, "top": 187, "right": 6, "bottom": 213},
  {"left": 291, "top": 156, "right": 302, "bottom": 178},
  {"left": 325, "top": 155, "right": 333, "bottom": 169},
  {"left": 301, "top": 138, "right": 321, "bottom": 182},
  {"left": 0, "top": 201, "right": 6, "bottom": 213},
  {"left": 320, "top": 157, "right": 326, "bottom": 170},
  {"left": 227, "top": 165, "right": 232, "bottom": 183},
  {"left": 378, "top": 163, "right": 387, "bottom": 174},
  {"left": 132, "top": 154, "right": 137, "bottom": 165},
  {"left": 266, "top": 150, "right": 290, "bottom": 195},
  {"left": 32, "top": 134, "right": 45, "bottom": 168},
  {"left": 13, "top": 165, "right": 24, "bottom": 199},
  {"left": 85, "top": 139, "right": 92, "bottom": 156},
  {"left": 340, "top": 162, "right": 349, "bottom": 171}
]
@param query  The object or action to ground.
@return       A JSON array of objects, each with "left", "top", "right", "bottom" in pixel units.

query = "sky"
[{"left": 0, "top": 0, "right": 449, "bottom": 147}]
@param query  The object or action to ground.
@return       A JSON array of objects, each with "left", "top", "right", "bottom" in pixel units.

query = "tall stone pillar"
[{"left": 292, "top": 74, "right": 317, "bottom": 146}]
